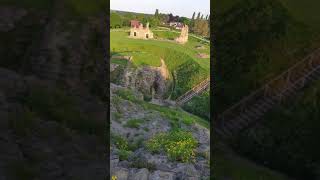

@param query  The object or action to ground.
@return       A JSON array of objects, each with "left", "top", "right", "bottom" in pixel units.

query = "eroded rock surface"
[{"left": 110, "top": 83, "right": 210, "bottom": 180}]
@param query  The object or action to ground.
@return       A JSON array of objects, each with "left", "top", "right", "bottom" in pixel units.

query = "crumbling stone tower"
[
  {"left": 129, "top": 22, "right": 154, "bottom": 39},
  {"left": 175, "top": 25, "right": 188, "bottom": 44}
]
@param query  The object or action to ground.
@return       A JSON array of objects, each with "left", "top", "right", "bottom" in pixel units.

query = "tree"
[
  {"left": 192, "top": 12, "right": 195, "bottom": 20},
  {"left": 141, "top": 16, "right": 160, "bottom": 28},
  {"left": 206, "top": 15, "right": 208, "bottom": 20},
  {"left": 179, "top": 17, "right": 191, "bottom": 26},
  {"left": 159, "top": 14, "right": 169, "bottom": 23},
  {"left": 110, "top": 12, "right": 123, "bottom": 28},
  {"left": 201, "top": 14, "right": 204, "bottom": 19},
  {"left": 155, "top": 9, "right": 159, "bottom": 17},
  {"left": 197, "top": 12, "right": 201, "bottom": 19},
  {"left": 193, "top": 20, "right": 209, "bottom": 37}
]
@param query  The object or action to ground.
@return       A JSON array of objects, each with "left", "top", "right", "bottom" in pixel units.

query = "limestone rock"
[
  {"left": 112, "top": 167, "right": 129, "bottom": 180},
  {"left": 175, "top": 25, "right": 189, "bottom": 44},
  {"left": 149, "top": 170, "right": 175, "bottom": 180},
  {"left": 173, "top": 163, "right": 200, "bottom": 179},
  {"left": 130, "top": 168, "right": 149, "bottom": 180}
]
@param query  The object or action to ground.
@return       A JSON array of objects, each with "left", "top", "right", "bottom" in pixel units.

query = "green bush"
[
  {"left": 115, "top": 89, "right": 140, "bottom": 103},
  {"left": 111, "top": 134, "right": 129, "bottom": 151},
  {"left": 183, "top": 90, "right": 210, "bottom": 121},
  {"left": 182, "top": 116, "right": 195, "bottom": 125},
  {"left": 146, "top": 130, "right": 198, "bottom": 162},
  {"left": 118, "top": 149, "right": 132, "bottom": 161},
  {"left": 111, "top": 133, "right": 133, "bottom": 161}
]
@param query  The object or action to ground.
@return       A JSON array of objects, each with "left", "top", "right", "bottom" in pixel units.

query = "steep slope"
[{"left": 110, "top": 83, "right": 210, "bottom": 179}]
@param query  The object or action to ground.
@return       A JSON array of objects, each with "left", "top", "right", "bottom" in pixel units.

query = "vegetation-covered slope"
[{"left": 110, "top": 85, "right": 210, "bottom": 179}]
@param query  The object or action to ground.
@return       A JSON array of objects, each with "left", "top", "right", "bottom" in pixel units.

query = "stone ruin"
[
  {"left": 129, "top": 22, "right": 154, "bottom": 39},
  {"left": 175, "top": 24, "right": 188, "bottom": 44}
]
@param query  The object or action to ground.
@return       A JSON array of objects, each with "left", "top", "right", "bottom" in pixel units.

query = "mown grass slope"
[{"left": 110, "top": 30, "right": 210, "bottom": 98}]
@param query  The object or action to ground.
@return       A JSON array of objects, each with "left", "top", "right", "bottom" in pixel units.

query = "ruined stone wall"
[
  {"left": 129, "top": 22, "right": 153, "bottom": 39},
  {"left": 175, "top": 25, "right": 188, "bottom": 44}
]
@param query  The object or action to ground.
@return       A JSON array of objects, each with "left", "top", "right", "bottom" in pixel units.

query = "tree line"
[{"left": 110, "top": 9, "right": 210, "bottom": 37}]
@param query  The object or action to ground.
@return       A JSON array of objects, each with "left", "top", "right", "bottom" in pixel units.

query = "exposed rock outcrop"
[
  {"left": 110, "top": 84, "right": 210, "bottom": 180},
  {"left": 111, "top": 59, "right": 172, "bottom": 101}
]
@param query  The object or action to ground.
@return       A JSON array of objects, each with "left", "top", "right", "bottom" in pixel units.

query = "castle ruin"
[
  {"left": 129, "top": 22, "right": 154, "bottom": 39},
  {"left": 175, "top": 25, "right": 188, "bottom": 44}
]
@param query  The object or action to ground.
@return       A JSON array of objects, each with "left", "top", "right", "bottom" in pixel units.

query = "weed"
[
  {"left": 124, "top": 119, "right": 144, "bottom": 128},
  {"left": 111, "top": 133, "right": 128, "bottom": 150},
  {"left": 146, "top": 130, "right": 198, "bottom": 163},
  {"left": 118, "top": 149, "right": 132, "bottom": 161}
]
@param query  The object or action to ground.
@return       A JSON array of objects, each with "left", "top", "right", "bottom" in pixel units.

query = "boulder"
[
  {"left": 112, "top": 167, "right": 129, "bottom": 180},
  {"left": 173, "top": 163, "right": 200, "bottom": 179},
  {"left": 130, "top": 168, "right": 149, "bottom": 180}
]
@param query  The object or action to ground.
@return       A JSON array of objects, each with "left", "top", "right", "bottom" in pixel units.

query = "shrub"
[
  {"left": 115, "top": 89, "right": 140, "bottom": 103},
  {"left": 146, "top": 130, "right": 198, "bottom": 162},
  {"left": 111, "top": 134, "right": 129, "bottom": 151},
  {"left": 182, "top": 116, "right": 194, "bottom": 125},
  {"left": 128, "top": 138, "right": 144, "bottom": 151},
  {"left": 118, "top": 149, "right": 132, "bottom": 161}
]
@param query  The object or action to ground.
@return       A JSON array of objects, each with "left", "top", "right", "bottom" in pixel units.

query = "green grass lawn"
[
  {"left": 110, "top": 30, "right": 210, "bottom": 98},
  {"left": 110, "top": 30, "right": 210, "bottom": 70}
]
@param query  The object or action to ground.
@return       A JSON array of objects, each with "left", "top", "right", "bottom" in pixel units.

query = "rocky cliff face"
[
  {"left": 111, "top": 59, "right": 172, "bottom": 101},
  {"left": 0, "top": 3, "right": 108, "bottom": 179}
]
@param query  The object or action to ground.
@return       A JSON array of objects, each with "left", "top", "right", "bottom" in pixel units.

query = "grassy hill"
[{"left": 110, "top": 30, "right": 210, "bottom": 99}]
